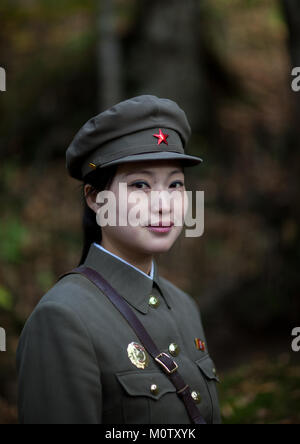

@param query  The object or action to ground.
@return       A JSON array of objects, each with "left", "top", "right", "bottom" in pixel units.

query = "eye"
[
  {"left": 170, "top": 181, "right": 184, "bottom": 189},
  {"left": 129, "top": 181, "right": 149, "bottom": 190}
]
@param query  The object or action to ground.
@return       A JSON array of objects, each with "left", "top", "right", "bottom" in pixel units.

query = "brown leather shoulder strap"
[{"left": 57, "top": 266, "right": 206, "bottom": 425}]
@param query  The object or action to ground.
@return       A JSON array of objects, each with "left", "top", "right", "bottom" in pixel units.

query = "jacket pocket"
[
  {"left": 116, "top": 369, "right": 176, "bottom": 400},
  {"left": 195, "top": 354, "right": 220, "bottom": 383},
  {"left": 115, "top": 370, "right": 177, "bottom": 423},
  {"left": 195, "top": 354, "right": 222, "bottom": 424}
]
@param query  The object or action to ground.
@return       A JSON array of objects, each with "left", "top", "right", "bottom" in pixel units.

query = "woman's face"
[{"left": 98, "top": 159, "right": 188, "bottom": 256}]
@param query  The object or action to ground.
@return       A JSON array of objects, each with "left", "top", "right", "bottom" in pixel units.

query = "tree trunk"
[
  {"left": 97, "top": 0, "right": 123, "bottom": 111},
  {"left": 281, "top": 0, "right": 300, "bottom": 66},
  {"left": 124, "top": 0, "right": 210, "bottom": 131}
]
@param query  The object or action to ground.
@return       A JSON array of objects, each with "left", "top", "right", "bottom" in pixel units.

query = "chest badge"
[
  {"left": 195, "top": 338, "right": 205, "bottom": 352},
  {"left": 127, "top": 342, "right": 149, "bottom": 369}
]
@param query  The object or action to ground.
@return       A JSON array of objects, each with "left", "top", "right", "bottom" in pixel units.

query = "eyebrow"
[{"left": 124, "top": 169, "right": 184, "bottom": 178}]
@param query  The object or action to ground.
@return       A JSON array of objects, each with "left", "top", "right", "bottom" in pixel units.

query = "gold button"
[
  {"left": 169, "top": 343, "right": 180, "bottom": 357},
  {"left": 150, "top": 384, "right": 159, "bottom": 395},
  {"left": 191, "top": 390, "right": 202, "bottom": 404},
  {"left": 149, "top": 295, "right": 160, "bottom": 308}
]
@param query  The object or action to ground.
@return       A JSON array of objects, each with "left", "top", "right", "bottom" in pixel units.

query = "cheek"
[
  {"left": 120, "top": 191, "right": 150, "bottom": 226},
  {"left": 172, "top": 191, "right": 188, "bottom": 225},
  {"left": 183, "top": 191, "right": 189, "bottom": 219}
]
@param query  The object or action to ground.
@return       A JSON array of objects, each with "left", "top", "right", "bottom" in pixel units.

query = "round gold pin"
[
  {"left": 127, "top": 342, "right": 149, "bottom": 369},
  {"left": 191, "top": 390, "right": 202, "bottom": 404},
  {"left": 149, "top": 295, "right": 160, "bottom": 308},
  {"left": 150, "top": 384, "right": 159, "bottom": 395}
]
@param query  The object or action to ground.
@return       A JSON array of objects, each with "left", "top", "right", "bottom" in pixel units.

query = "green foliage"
[
  {"left": 0, "top": 286, "right": 13, "bottom": 311},
  {"left": 219, "top": 354, "right": 300, "bottom": 424},
  {"left": 0, "top": 217, "right": 28, "bottom": 264},
  {"left": 36, "top": 270, "right": 55, "bottom": 293},
  {"left": 0, "top": 162, "right": 19, "bottom": 199}
]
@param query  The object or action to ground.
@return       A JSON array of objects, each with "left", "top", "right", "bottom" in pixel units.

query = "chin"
[
  {"left": 142, "top": 238, "right": 177, "bottom": 254},
  {"left": 132, "top": 227, "right": 182, "bottom": 254}
]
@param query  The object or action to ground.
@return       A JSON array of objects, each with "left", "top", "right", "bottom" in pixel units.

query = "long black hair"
[{"left": 78, "top": 165, "right": 118, "bottom": 266}]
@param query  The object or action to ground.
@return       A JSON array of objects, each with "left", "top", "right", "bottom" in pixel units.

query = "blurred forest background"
[{"left": 0, "top": 0, "right": 300, "bottom": 424}]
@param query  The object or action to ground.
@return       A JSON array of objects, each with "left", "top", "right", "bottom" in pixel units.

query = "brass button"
[
  {"left": 169, "top": 343, "right": 180, "bottom": 357},
  {"left": 191, "top": 390, "right": 202, "bottom": 404},
  {"left": 149, "top": 295, "right": 160, "bottom": 308},
  {"left": 150, "top": 384, "right": 159, "bottom": 395}
]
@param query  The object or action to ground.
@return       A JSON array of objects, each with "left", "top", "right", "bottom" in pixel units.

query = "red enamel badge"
[
  {"left": 153, "top": 129, "right": 169, "bottom": 145},
  {"left": 195, "top": 338, "right": 205, "bottom": 352}
]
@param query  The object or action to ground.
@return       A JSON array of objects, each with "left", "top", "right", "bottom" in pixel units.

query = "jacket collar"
[{"left": 84, "top": 243, "right": 171, "bottom": 314}]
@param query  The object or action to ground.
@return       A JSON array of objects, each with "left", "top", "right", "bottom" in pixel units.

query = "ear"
[{"left": 84, "top": 184, "right": 99, "bottom": 214}]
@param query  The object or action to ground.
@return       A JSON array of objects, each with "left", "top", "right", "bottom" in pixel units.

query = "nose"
[
  {"left": 151, "top": 190, "right": 172, "bottom": 213},
  {"left": 148, "top": 190, "right": 174, "bottom": 226}
]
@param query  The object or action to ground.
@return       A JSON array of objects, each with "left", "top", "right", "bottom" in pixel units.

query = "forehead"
[{"left": 116, "top": 159, "right": 184, "bottom": 177}]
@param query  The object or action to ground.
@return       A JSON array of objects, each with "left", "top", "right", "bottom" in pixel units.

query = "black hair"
[{"left": 78, "top": 165, "right": 118, "bottom": 266}]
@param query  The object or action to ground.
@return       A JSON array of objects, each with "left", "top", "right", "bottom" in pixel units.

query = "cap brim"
[{"left": 98, "top": 151, "right": 203, "bottom": 168}]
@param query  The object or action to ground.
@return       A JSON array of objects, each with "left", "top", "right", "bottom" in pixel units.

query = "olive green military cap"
[{"left": 66, "top": 95, "right": 203, "bottom": 181}]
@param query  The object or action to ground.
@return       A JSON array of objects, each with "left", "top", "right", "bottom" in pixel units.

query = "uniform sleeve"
[{"left": 16, "top": 301, "right": 102, "bottom": 424}]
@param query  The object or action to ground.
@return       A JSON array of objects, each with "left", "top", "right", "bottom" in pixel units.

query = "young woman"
[{"left": 16, "top": 95, "right": 221, "bottom": 424}]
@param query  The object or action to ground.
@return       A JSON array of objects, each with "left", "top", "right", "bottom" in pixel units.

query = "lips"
[
  {"left": 147, "top": 221, "right": 174, "bottom": 228},
  {"left": 146, "top": 221, "right": 174, "bottom": 233}
]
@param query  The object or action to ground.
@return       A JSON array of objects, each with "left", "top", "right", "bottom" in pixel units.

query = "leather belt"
[{"left": 57, "top": 265, "right": 206, "bottom": 425}]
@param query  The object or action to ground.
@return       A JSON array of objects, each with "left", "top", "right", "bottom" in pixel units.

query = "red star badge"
[{"left": 153, "top": 129, "right": 169, "bottom": 145}]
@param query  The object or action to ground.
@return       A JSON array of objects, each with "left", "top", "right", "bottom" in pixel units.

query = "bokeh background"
[{"left": 0, "top": 0, "right": 300, "bottom": 424}]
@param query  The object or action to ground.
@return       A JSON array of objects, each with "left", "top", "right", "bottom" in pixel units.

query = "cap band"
[{"left": 81, "top": 127, "right": 184, "bottom": 177}]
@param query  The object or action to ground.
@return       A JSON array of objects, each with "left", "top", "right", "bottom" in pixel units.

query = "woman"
[{"left": 16, "top": 95, "right": 221, "bottom": 424}]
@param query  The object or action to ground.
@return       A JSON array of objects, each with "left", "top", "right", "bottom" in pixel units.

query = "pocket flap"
[
  {"left": 115, "top": 370, "right": 176, "bottom": 400},
  {"left": 196, "top": 355, "right": 220, "bottom": 382}
]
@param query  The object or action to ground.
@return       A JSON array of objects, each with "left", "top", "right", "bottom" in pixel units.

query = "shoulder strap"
[{"left": 57, "top": 265, "right": 206, "bottom": 425}]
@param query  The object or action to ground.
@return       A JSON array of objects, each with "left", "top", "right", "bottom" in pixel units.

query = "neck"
[{"left": 100, "top": 238, "right": 153, "bottom": 276}]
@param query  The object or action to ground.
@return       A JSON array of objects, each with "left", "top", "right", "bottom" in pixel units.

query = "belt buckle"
[{"left": 155, "top": 352, "right": 178, "bottom": 374}]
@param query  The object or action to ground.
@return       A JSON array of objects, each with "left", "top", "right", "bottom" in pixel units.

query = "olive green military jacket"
[{"left": 16, "top": 243, "right": 221, "bottom": 424}]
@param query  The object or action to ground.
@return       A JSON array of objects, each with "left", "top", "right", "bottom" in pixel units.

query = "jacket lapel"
[{"left": 84, "top": 243, "right": 171, "bottom": 314}]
